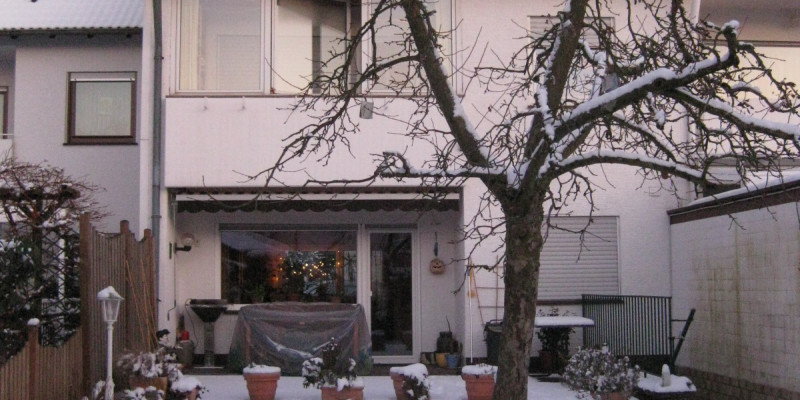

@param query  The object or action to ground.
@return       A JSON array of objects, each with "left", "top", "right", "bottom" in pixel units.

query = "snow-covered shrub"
[
  {"left": 117, "top": 346, "right": 178, "bottom": 379},
  {"left": 563, "top": 347, "right": 640, "bottom": 399},
  {"left": 302, "top": 338, "right": 361, "bottom": 390},
  {"left": 390, "top": 363, "right": 431, "bottom": 400}
]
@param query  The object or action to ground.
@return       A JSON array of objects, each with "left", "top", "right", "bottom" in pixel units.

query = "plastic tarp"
[{"left": 227, "top": 302, "right": 372, "bottom": 375}]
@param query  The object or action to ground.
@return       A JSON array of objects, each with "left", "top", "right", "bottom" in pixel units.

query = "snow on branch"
[{"left": 554, "top": 150, "right": 704, "bottom": 182}]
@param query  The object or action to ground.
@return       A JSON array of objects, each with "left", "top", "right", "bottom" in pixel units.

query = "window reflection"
[{"left": 221, "top": 230, "right": 357, "bottom": 304}]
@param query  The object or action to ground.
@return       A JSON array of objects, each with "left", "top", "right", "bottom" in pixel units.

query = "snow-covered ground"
[{"left": 189, "top": 374, "right": 590, "bottom": 400}]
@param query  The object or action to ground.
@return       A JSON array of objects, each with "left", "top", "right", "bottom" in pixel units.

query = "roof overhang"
[{"left": 173, "top": 186, "right": 461, "bottom": 213}]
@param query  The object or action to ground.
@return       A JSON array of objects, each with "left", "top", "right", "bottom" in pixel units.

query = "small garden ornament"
[
  {"left": 302, "top": 338, "right": 364, "bottom": 400},
  {"left": 563, "top": 347, "right": 640, "bottom": 400}
]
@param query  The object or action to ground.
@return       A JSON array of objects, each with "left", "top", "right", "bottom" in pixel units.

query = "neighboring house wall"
[
  {"left": 670, "top": 187, "right": 800, "bottom": 399},
  {"left": 4, "top": 35, "right": 142, "bottom": 233}
]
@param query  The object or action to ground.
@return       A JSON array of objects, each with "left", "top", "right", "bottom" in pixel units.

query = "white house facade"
[
  {"left": 148, "top": 0, "right": 694, "bottom": 367},
  {"left": 2, "top": 2, "right": 798, "bottom": 398}
]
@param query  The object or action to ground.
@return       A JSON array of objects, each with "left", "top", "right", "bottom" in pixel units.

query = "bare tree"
[{"left": 256, "top": 0, "right": 800, "bottom": 398}]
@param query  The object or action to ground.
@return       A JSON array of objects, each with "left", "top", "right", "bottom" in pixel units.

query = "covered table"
[{"left": 227, "top": 302, "right": 371, "bottom": 375}]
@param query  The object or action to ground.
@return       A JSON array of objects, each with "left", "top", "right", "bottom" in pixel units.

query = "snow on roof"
[
  {"left": 0, "top": 0, "right": 143, "bottom": 32},
  {"left": 688, "top": 170, "right": 800, "bottom": 207}
]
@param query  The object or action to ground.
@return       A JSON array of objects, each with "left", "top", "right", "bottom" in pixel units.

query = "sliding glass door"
[{"left": 369, "top": 232, "right": 414, "bottom": 359}]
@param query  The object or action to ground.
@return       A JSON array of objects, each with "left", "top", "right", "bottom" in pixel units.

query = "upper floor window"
[
  {"left": 369, "top": 0, "right": 452, "bottom": 93},
  {"left": 176, "top": 0, "right": 453, "bottom": 94},
  {"left": 273, "top": 0, "right": 361, "bottom": 94},
  {"left": 179, "top": 0, "right": 263, "bottom": 91},
  {"left": 67, "top": 72, "right": 136, "bottom": 145},
  {"left": 0, "top": 86, "right": 7, "bottom": 138}
]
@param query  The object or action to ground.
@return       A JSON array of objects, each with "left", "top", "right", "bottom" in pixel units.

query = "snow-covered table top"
[{"left": 534, "top": 316, "right": 594, "bottom": 327}]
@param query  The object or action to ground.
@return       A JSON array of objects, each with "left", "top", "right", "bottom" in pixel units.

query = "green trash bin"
[{"left": 484, "top": 319, "right": 503, "bottom": 365}]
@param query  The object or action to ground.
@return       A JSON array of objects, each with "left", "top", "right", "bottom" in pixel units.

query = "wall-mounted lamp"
[
  {"left": 359, "top": 101, "right": 374, "bottom": 119},
  {"left": 175, "top": 233, "right": 196, "bottom": 252}
]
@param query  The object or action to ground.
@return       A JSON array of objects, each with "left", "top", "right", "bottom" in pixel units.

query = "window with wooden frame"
[
  {"left": 67, "top": 72, "right": 136, "bottom": 145},
  {"left": 0, "top": 86, "right": 8, "bottom": 139}
]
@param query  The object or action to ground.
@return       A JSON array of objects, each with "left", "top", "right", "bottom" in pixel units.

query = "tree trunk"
[{"left": 492, "top": 199, "right": 545, "bottom": 400}]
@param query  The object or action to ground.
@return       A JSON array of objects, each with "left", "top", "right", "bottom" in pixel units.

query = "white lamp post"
[{"left": 97, "top": 286, "right": 123, "bottom": 400}]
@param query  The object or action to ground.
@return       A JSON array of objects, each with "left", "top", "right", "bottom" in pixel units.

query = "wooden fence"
[
  {"left": 0, "top": 216, "right": 155, "bottom": 399},
  {"left": 0, "top": 320, "right": 84, "bottom": 399},
  {"left": 80, "top": 216, "right": 156, "bottom": 395}
]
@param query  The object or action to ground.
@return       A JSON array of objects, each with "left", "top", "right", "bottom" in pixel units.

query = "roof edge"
[{"left": 668, "top": 178, "right": 800, "bottom": 224}]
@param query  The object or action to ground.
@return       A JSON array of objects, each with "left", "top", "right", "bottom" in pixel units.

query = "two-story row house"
[{"left": 2, "top": 0, "right": 798, "bottom": 398}]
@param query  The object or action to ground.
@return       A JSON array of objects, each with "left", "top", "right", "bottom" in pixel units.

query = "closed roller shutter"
[{"left": 538, "top": 216, "right": 619, "bottom": 300}]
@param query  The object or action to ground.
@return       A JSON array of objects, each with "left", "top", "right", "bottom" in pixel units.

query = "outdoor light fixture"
[
  {"left": 175, "top": 233, "right": 196, "bottom": 252},
  {"left": 359, "top": 101, "right": 374, "bottom": 119},
  {"left": 97, "top": 286, "right": 123, "bottom": 400}
]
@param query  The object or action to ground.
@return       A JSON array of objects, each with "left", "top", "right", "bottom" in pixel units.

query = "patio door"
[{"left": 367, "top": 231, "right": 417, "bottom": 363}]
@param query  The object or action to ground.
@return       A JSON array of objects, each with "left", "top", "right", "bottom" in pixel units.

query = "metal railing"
[{"left": 582, "top": 294, "right": 672, "bottom": 367}]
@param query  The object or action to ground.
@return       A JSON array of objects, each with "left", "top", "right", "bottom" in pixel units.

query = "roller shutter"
[{"left": 538, "top": 216, "right": 619, "bottom": 300}]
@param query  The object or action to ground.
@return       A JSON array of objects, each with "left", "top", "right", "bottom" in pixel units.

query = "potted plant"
[
  {"left": 535, "top": 307, "right": 574, "bottom": 373},
  {"left": 389, "top": 363, "right": 430, "bottom": 400},
  {"left": 302, "top": 338, "right": 364, "bottom": 400},
  {"left": 170, "top": 374, "right": 206, "bottom": 400},
  {"left": 563, "top": 347, "right": 641, "bottom": 400},
  {"left": 243, "top": 363, "right": 281, "bottom": 400},
  {"left": 460, "top": 363, "right": 497, "bottom": 400},
  {"left": 117, "top": 345, "right": 178, "bottom": 393}
]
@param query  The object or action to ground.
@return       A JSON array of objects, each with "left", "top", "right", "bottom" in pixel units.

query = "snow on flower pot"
[
  {"left": 170, "top": 375, "right": 205, "bottom": 400},
  {"left": 461, "top": 364, "right": 497, "bottom": 400},
  {"left": 243, "top": 364, "right": 281, "bottom": 400},
  {"left": 389, "top": 363, "right": 430, "bottom": 400}
]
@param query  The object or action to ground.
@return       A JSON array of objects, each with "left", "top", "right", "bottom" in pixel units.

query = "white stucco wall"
[
  {"left": 670, "top": 202, "right": 800, "bottom": 393},
  {"left": 169, "top": 209, "right": 462, "bottom": 358},
  {"left": 6, "top": 35, "right": 142, "bottom": 233}
]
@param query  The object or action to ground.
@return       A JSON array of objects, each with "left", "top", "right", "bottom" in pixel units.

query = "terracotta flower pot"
[
  {"left": 175, "top": 388, "right": 199, "bottom": 400},
  {"left": 390, "top": 371, "right": 412, "bottom": 400},
  {"left": 591, "top": 392, "right": 628, "bottom": 400},
  {"left": 129, "top": 375, "right": 168, "bottom": 392},
  {"left": 320, "top": 386, "right": 364, "bottom": 400},
  {"left": 461, "top": 373, "right": 495, "bottom": 400},
  {"left": 243, "top": 371, "right": 281, "bottom": 400}
]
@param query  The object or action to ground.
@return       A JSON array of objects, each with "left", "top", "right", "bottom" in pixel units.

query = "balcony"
[{"left": 163, "top": 96, "right": 444, "bottom": 188}]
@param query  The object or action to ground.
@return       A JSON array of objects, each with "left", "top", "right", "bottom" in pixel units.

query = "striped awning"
[{"left": 173, "top": 186, "right": 461, "bottom": 213}]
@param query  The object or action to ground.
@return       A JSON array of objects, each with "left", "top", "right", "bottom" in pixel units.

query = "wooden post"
[
  {"left": 27, "top": 322, "right": 38, "bottom": 400},
  {"left": 79, "top": 213, "right": 92, "bottom": 395}
]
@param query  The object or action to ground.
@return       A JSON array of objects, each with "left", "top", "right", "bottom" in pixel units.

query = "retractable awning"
[{"left": 173, "top": 186, "right": 460, "bottom": 213}]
